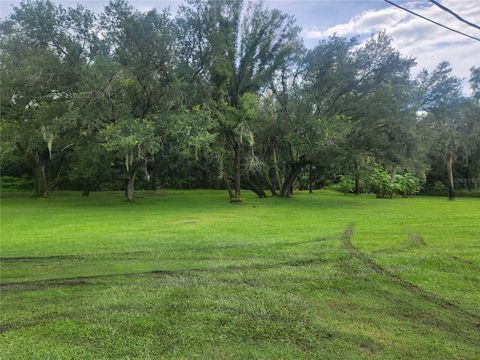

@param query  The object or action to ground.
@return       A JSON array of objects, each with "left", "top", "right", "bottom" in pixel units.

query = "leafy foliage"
[
  {"left": 370, "top": 164, "right": 421, "bottom": 198},
  {"left": 336, "top": 175, "right": 355, "bottom": 194},
  {"left": 0, "top": 0, "right": 478, "bottom": 200}
]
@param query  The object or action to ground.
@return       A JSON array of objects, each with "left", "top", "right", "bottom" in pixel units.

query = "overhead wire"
[
  {"left": 383, "top": 0, "right": 480, "bottom": 42},
  {"left": 428, "top": 0, "right": 480, "bottom": 31}
]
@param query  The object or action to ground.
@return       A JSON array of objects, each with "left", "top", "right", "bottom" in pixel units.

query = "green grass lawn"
[{"left": 1, "top": 190, "right": 479, "bottom": 359}]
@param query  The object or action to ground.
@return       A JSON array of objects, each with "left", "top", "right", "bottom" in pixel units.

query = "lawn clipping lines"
[
  {"left": 0, "top": 233, "right": 340, "bottom": 290},
  {"left": 340, "top": 224, "right": 480, "bottom": 327},
  {"left": 2, "top": 224, "right": 479, "bottom": 336}
]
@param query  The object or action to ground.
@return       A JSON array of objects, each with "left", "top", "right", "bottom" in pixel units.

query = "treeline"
[{"left": 1, "top": 0, "right": 479, "bottom": 201}]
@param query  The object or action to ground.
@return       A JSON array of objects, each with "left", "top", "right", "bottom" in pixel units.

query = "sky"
[{"left": 1, "top": 0, "right": 479, "bottom": 92}]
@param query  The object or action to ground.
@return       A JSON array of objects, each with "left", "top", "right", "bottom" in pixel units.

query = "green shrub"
[
  {"left": 369, "top": 164, "right": 420, "bottom": 198},
  {"left": 393, "top": 172, "right": 421, "bottom": 197},
  {"left": 0, "top": 176, "right": 34, "bottom": 191},
  {"left": 336, "top": 175, "right": 355, "bottom": 194},
  {"left": 369, "top": 164, "right": 395, "bottom": 198}
]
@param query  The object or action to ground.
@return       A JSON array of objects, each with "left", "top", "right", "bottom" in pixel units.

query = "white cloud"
[{"left": 302, "top": 0, "right": 480, "bottom": 93}]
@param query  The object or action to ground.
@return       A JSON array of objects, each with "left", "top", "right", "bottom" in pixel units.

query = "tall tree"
[
  {"left": 271, "top": 33, "right": 416, "bottom": 197},
  {"left": 0, "top": 0, "right": 97, "bottom": 196},
  {"left": 92, "top": 0, "right": 180, "bottom": 199},
  {"left": 176, "top": 0, "right": 302, "bottom": 201},
  {"left": 417, "top": 62, "right": 463, "bottom": 200}
]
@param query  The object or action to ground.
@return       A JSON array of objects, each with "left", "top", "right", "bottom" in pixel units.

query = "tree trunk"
[
  {"left": 150, "top": 163, "right": 156, "bottom": 190},
  {"left": 124, "top": 168, "right": 140, "bottom": 201},
  {"left": 232, "top": 142, "right": 241, "bottom": 202},
  {"left": 124, "top": 178, "right": 129, "bottom": 198},
  {"left": 82, "top": 182, "right": 90, "bottom": 197},
  {"left": 280, "top": 170, "right": 295, "bottom": 198},
  {"left": 223, "top": 175, "right": 234, "bottom": 201},
  {"left": 446, "top": 151, "right": 455, "bottom": 200},
  {"left": 263, "top": 168, "right": 276, "bottom": 196},
  {"left": 308, "top": 163, "right": 313, "bottom": 193},
  {"left": 280, "top": 158, "right": 311, "bottom": 198},
  {"left": 126, "top": 175, "right": 136, "bottom": 201},
  {"left": 354, "top": 175, "right": 360, "bottom": 195},
  {"left": 30, "top": 149, "right": 67, "bottom": 197},
  {"left": 272, "top": 144, "right": 282, "bottom": 192},
  {"left": 34, "top": 154, "right": 49, "bottom": 197},
  {"left": 465, "top": 167, "right": 473, "bottom": 191},
  {"left": 151, "top": 175, "right": 157, "bottom": 191},
  {"left": 353, "top": 159, "right": 361, "bottom": 194},
  {"left": 246, "top": 178, "right": 267, "bottom": 198}
]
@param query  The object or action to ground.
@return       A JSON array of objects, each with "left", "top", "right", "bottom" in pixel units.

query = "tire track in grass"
[
  {"left": 0, "top": 256, "right": 332, "bottom": 334},
  {"left": 0, "top": 234, "right": 339, "bottom": 263},
  {"left": 0, "top": 246, "right": 343, "bottom": 291},
  {"left": 341, "top": 223, "right": 480, "bottom": 326},
  {"left": 0, "top": 233, "right": 345, "bottom": 334},
  {"left": 370, "top": 233, "right": 480, "bottom": 271},
  {"left": 0, "top": 312, "right": 72, "bottom": 335},
  {"left": 0, "top": 257, "right": 338, "bottom": 290},
  {"left": 3, "top": 224, "right": 478, "bottom": 338},
  {"left": 0, "top": 251, "right": 339, "bottom": 336}
]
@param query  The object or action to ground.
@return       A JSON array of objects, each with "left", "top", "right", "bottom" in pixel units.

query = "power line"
[
  {"left": 428, "top": 0, "right": 480, "bottom": 31},
  {"left": 383, "top": 0, "right": 480, "bottom": 42}
]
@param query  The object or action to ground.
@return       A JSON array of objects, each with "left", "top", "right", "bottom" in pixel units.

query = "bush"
[
  {"left": 0, "top": 176, "right": 34, "bottom": 191},
  {"left": 369, "top": 164, "right": 395, "bottom": 198},
  {"left": 432, "top": 181, "right": 448, "bottom": 193},
  {"left": 421, "top": 181, "right": 480, "bottom": 198},
  {"left": 393, "top": 172, "right": 421, "bottom": 197},
  {"left": 369, "top": 164, "right": 420, "bottom": 198},
  {"left": 336, "top": 175, "right": 355, "bottom": 194}
]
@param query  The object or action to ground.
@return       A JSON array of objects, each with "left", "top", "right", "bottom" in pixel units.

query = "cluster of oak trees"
[{"left": 1, "top": 0, "right": 479, "bottom": 201}]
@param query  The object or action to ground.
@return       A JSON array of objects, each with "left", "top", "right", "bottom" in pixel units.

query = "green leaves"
[
  {"left": 393, "top": 172, "right": 421, "bottom": 197},
  {"left": 162, "top": 106, "right": 217, "bottom": 156},
  {"left": 101, "top": 117, "right": 159, "bottom": 172},
  {"left": 0, "top": 0, "right": 476, "bottom": 198},
  {"left": 337, "top": 175, "right": 355, "bottom": 194},
  {"left": 369, "top": 164, "right": 421, "bottom": 198}
]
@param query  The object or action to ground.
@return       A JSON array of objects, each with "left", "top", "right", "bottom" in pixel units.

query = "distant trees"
[
  {"left": 369, "top": 164, "right": 420, "bottom": 199},
  {"left": 175, "top": 0, "right": 302, "bottom": 201},
  {"left": 1, "top": 0, "right": 478, "bottom": 201},
  {"left": 459, "top": 68, "right": 480, "bottom": 192},
  {"left": 417, "top": 62, "right": 464, "bottom": 200},
  {"left": 271, "top": 32, "right": 419, "bottom": 197},
  {"left": 0, "top": 0, "right": 95, "bottom": 196}
]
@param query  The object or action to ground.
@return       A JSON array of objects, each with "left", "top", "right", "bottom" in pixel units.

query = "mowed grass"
[{"left": 1, "top": 189, "right": 479, "bottom": 359}]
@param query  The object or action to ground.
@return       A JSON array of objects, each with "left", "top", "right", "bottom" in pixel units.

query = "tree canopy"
[{"left": 1, "top": 0, "right": 478, "bottom": 200}]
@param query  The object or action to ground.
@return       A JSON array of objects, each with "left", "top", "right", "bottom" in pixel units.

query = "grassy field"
[{"left": 1, "top": 190, "right": 479, "bottom": 359}]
